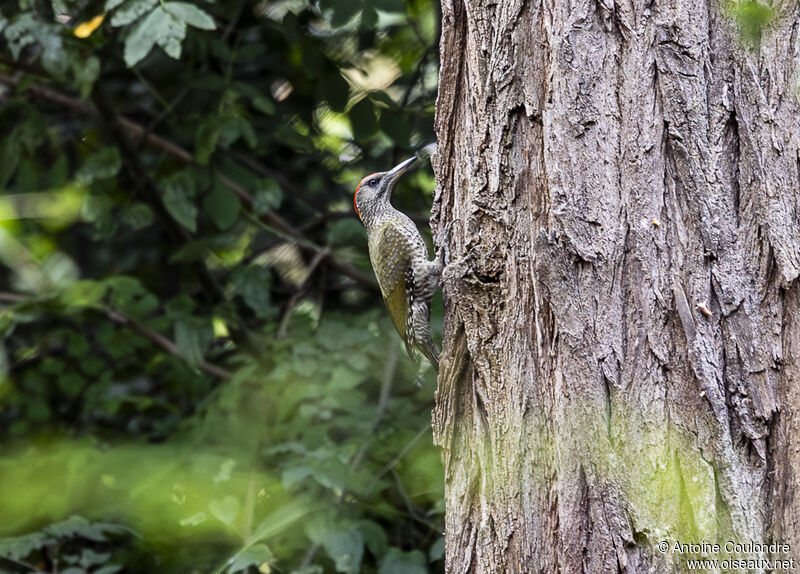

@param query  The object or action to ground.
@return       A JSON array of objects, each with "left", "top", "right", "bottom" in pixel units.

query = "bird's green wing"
[{"left": 373, "top": 225, "right": 414, "bottom": 356}]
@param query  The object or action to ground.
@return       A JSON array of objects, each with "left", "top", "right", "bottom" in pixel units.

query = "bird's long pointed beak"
[{"left": 386, "top": 156, "right": 417, "bottom": 184}]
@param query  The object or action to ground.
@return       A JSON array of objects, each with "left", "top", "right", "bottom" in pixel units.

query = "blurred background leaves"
[{"left": 0, "top": 0, "right": 442, "bottom": 572}]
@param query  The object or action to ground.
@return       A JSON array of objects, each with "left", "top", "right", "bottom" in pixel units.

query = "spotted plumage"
[{"left": 354, "top": 157, "right": 441, "bottom": 370}]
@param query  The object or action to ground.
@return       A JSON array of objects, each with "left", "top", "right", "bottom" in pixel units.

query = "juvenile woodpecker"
[{"left": 354, "top": 156, "right": 441, "bottom": 371}]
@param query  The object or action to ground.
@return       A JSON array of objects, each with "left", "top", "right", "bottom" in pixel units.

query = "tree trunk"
[{"left": 431, "top": 0, "right": 800, "bottom": 572}]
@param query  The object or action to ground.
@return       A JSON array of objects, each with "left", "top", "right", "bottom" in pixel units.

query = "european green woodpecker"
[{"left": 354, "top": 156, "right": 441, "bottom": 371}]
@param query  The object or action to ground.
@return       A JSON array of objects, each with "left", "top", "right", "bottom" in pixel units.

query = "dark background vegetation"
[{"left": 0, "top": 1, "right": 443, "bottom": 573}]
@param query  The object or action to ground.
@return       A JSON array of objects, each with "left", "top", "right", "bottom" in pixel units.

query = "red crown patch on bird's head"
[{"left": 354, "top": 173, "right": 379, "bottom": 218}]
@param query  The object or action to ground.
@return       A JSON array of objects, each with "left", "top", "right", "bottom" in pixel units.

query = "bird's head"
[{"left": 354, "top": 156, "right": 417, "bottom": 223}]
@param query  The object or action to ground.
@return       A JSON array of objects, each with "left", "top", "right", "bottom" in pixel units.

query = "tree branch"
[{"left": 0, "top": 291, "right": 233, "bottom": 380}]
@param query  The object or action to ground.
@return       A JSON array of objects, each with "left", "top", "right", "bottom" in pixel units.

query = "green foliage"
[
  {"left": 0, "top": 0, "right": 442, "bottom": 571},
  {"left": 725, "top": 0, "right": 774, "bottom": 45}
]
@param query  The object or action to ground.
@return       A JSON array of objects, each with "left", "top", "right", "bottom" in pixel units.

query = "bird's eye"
[{"left": 368, "top": 178, "right": 379, "bottom": 186}]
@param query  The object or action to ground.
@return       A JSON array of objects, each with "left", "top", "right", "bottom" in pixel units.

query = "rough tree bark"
[{"left": 431, "top": 0, "right": 800, "bottom": 572}]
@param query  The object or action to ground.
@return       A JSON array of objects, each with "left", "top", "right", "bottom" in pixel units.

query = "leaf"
[
  {"left": 357, "top": 520, "right": 388, "bottom": 558},
  {"left": 162, "top": 173, "right": 198, "bottom": 232},
  {"left": 228, "top": 544, "right": 272, "bottom": 573},
  {"left": 76, "top": 147, "right": 121, "bottom": 185},
  {"left": 123, "top": 5, "right": 186, "bottom": 67},
  {"left": 306, "top": 517, "right": 364, "bottom": 574},
  {"left": 74, "top": 14, "right": 105, "bottom": 38},
  {"left": 104, "top": 0, "right": 127, "bottom": 10},
  {"left": 250, "top": 498, "right": 318, "bottom": 543},
  {"left": 122, "top": 203, "right": 154, "bottom": 230},
  {"left": 232, "top": 265, "right": 272, "bottom": 319},
  {"left": 195, "top": 117, "right": 224, "bottom": 165},
  {"left": 110, "top": 0, "right": 157, "bottom": 27},
  {"left": 378, "top": 548, "right": 427, "bottom": 574},
  {"left": 79, "top": 549, "right": 111, "bottom": 568},
  {"left": 209, "top": 495, "right": 240, "bottom": 527},
  {"left": 428, "top": 536, "right": 445, "bottom": 562},
  {"left": 0, "top": 532, "right": 52, "bottom": 560},
  {"left": 72, "top": 55, "right": 101, "bottom": 98},
  {"left": 253, "top": 178, "right": 283, "bottom": 214},
  {"left": 105, "top": 276, "right": 158, "bottom": 318},
  {"left": 3, "top": 14, "right": 37, "bottom": 60},
  {"left": 164, "top": 2, "right": 216, "bottom": 30},
  {"left": 281, "top": 465, "right": 313, "bottom": 489},
  {"left": 378, "top": 549, "right": 427, "bottom": 574},
  {"left": 174, "top": 318, "right": 213, "bottom": 367},
  {"left": 203, "top": 178, "right": 240, "bottom": 230},
  {"left": 154, "top": 7, "right": 187, "bottom": 59},
  {"left": 60, "top": 280, "right": 107, "bottom": 309},
  {"left": 252, "top": 95, "right": 275, "bottom": 115}
]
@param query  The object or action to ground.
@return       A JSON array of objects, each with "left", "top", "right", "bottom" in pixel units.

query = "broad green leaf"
[
  {"left": 106, "top": 276, "right": 158, "bottom": 318},
  {"left": 232, "top": 265, "right": 272, "bottom": 319},
  {"left": 306, "top": 517, "right": 364, "bottom": 574},
  {"left": 252, "top": 95, "right": 275, "bottom": 115},
  {"left": 204, "top": 178, "right": 240, "bottom": 230},
  {"left": 164, "top": 2, "right": 216, "bottom": 30},
  {"left": 378, "top": 548, "right": 427, "bottom": 574},
  {"left": 73, "top": 55, "right": 101, "bottom": 98},
  {"left": 174, "top": 318, "right": 213, "bottom": 367},
  {"left": 76, "top": 147, "right": 121, "bottom": 185},
  {"left": 123, "top": 5, "right": 186, "bottom": 66},
  {"left": 121, "top": 203, "right": 154, "bottom": 230},
  {"left": 195, "top": 117, "right": 224, "bottom": 165},
  {"left": 59, "top": 279, "right": 107, "bottom": 309},
  {"left": 110, "top": 0, "right": 157, "bottom": 27},
  {"left": 250, "top": 498, "right": 318, "bottom": 543},
  {"left": 281, "top": 465, "right": 313, "bottom": 489},
  {"left": 217, "top": 116, "right": 257, "bottom": 150},
  {"left": 228, "top": 544, "right": 272, "bottom": 573},
  {"left": 162, "top": 173, "right": 198, "bottom": 232},
  {"left": 428, "top": 536, "right": 445, "bottom": 562},
  {"left": 209, "top": 495, "right": 240, "bottom": 527},
  {"left": 154, "top": 7, "right": 186, "bottom": 59},
  {"left": 0, "top": 531, "right": 52, "bottom": 560},
  {"left": 4, "top": 14, "right": 36, "bottom": 59},
  {"left": 104, "top": 0, "right": 128, "bottom": 11},
  {"left": 357, "top": 520, "right": 388, "bottom": 558},
  {"left": 253, "top": 178, "right": 283, "bottom": 214}
]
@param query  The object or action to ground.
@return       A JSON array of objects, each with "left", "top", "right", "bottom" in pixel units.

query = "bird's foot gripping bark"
[{"left": 435, "top": 218, "right": 458, "bottom": 278}]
